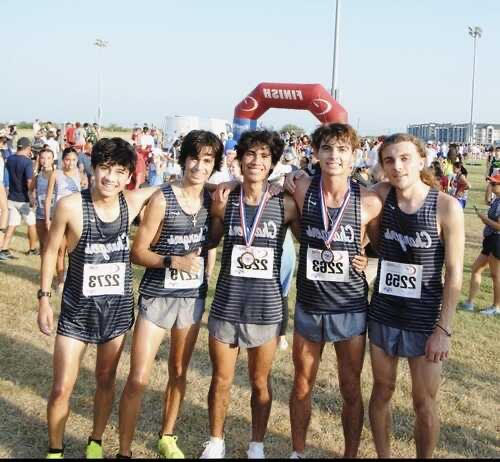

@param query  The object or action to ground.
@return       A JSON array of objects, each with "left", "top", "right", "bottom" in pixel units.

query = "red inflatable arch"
[{"left": 233, "top": 82, "right": 348, "bottom": 140}]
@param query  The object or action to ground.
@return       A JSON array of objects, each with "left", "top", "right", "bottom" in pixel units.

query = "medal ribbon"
[
  {"left": 239, "top": 184, "right": 270, "bottom": 248},
  {"left": 320, "top": 176, "right": 351, "bottom": 249}
]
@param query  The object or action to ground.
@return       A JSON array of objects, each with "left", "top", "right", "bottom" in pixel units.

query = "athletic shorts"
[
  {"left": 368, "top": 320, "right": 429, "bottom": 358},
  {"left": 138, "top": 295, "right": 205, "bottom": 330},
  {"left": 7, "top": 200, "right": 36, "bottom": 226},
  {"left": 481, "top": 234, "right": 500, "bottom": 259},
  {"left": 207, "top": 315, "right": 280, "bottom": 349},
  {"left": 294, "top": 301, "right": 367, "bottom": 343}
]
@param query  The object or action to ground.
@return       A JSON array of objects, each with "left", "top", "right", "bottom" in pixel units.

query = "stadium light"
[
  {"left": 94, "top": 39, "right": 109, "bottom": 127},
  {"left": 467, "top": 26, "right": 482, "bottom": 145}
]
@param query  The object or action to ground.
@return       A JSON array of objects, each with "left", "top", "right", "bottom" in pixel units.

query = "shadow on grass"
[
  {"left": 0, "top": 332, "right": 338, "bottom": 458},
  {"left": 0, "top": 397, "right": 85, "bottom": 458},
  {"left": 0, "top": 260, "right": 41, "bottom": 285},
  {"left": 445, "top": 357, "right": 500, "bottom": 391}
]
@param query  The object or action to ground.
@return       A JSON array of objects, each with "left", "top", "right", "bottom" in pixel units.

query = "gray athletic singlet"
[
  {"left": 57, "top": 189, "right": 134, "bottom": 343},
  {"left": 296, "top": 176, "right": 367, "bottom": 314},
  {"left": 369, "top": 187, "right": 445, "bottom": 334},
  {"left": 210, "top": 186, "right": 286, "bottom": 324},
  {"left": 139, "top": 184, "right": 211, "bottom": 298}
]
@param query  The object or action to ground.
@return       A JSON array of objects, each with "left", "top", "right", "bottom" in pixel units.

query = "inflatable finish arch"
[{"left": 233, "top": 82, "right": 348, "bottom": 140}]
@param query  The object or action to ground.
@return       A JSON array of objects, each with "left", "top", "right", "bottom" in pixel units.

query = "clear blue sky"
[{"left": 2, "top": 0, "right": 498, "bottom": 135}]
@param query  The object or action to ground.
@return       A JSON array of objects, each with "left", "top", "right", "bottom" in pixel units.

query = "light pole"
[
  {"left": 468, "top": 26, "right": 482, "bottom": 145},
  {"left": 331, "top": 0, "right": 340, "bottom": 100},
  {"left": 94, "top": 38, "right": 109, "bottom": 127}
]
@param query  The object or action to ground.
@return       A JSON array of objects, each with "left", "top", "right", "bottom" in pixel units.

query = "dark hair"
[
  {"left": 62, "top": 147, "right": 78, "bottom": 159},
  {"left": 91, "top": 137, "right": 136, "bottom": 173},
  {"left": 178, "top": 130, "right": 224, "bottom": 172},
  {"left": 311, "top": 123, "right": 360, "bottom": 152},
  {"left": 454, "top": 161, "right": 468, "bottom": 176},
  {"left": 235, "top": 130, "right": 284, "bottom": 166}
]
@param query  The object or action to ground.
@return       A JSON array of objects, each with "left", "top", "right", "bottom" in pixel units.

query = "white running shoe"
[
  {"left": 479, "top": 306, "right": 500, "bottom": 316},
  {"left": 200, "top": 439, "right": 225, "bottom": 459},
  {"left": 247, "top": 442, "right": 265, "bottom": 459},
  {"left": 289, "top": 451, "right": 304, "bottom": 459},
  {"left": 460, "top": 301, "right": 474, "bottom": 312}
]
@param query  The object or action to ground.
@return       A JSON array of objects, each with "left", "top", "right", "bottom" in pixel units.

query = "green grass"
[{"left": 0, "top": 161, "right": 498, "bottom": 458}]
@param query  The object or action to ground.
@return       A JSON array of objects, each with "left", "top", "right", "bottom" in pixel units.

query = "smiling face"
[
  {"left": 380, "top": 141, "right": 425, "bottom": 190},
  {"left": 183, "top": 146, "right": 216, "bottom": 186},
  {"left": 241, "top": 143, "right": 273, "bottom": 183},
  {"left": 39, "top": 150, "right": 54, "bottom": 171},
  {"left": 62, "top": 152, "right": 78, "bottom": 172},
  {"left": 93, "top": 163, "right": 131, "bottom": 197},
  {"left": 317, "top": 137, "right": 354, "bottom": 177}
]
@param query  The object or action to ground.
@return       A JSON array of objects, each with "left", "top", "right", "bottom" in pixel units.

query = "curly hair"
[
  {"left": 311, "top": 123, "right": 360, "bottom": 152},
  {"left": 235, "top": 130, "right": 284, "bottom": 166}
]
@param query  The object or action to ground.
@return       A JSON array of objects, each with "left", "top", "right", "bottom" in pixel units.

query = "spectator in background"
[
  {"left": 426, "top": 140, "right": 438, "bottom": 166},
  {"left": 450, "top": 162, "right": 470, "bottom": 208},
  {"left": 78, "top": 142, "right": 94, "bottom": 190},
  {"left": 461, "top": 173, "right": 500, "bottom": 316},
  {"left": 0, "top": 134, "right": 8, "bottom": 254},
  {"left": 140, "top": 126, "right": 154, "bottom": 152},
  {"left": 45, "top": 131, "right": 60, "bottom": 166},
  {"left": 127, "top": 149, "right": 146, "bottom": 191},
  {"left": 6, "top": 122, "right": 17, "bottom": 151},
  {"left": 1, "top": 137, "right": 39, "bottom": 259},
  {"left": 33, "top": 118, "right": 41, "bottom": 136},
  {"left": 65, "top": 122, "right": 75, "bottom": 147},
  {"left": 224, "top": 132, "right": 237, "bottom": 153},
  {"left": 74, "top": 122, "right": 86, "bottom": 152},
  {"left": 147, "top": 149, "right": 167, "bottom": 186}
]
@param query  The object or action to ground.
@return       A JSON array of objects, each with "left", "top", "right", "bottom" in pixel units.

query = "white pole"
[{"left": 331, "top": 0, "right": 340, "bottom": 100}]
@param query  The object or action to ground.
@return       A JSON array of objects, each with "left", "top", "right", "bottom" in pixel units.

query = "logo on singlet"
[
  {"left": 383, "top": 228, "right": 432, "bottom": 252},
  {"left": 166, "top": 226, "right": 208, "bottom": 250},
  {"left": 84, "top": 232, "right": 130, "bottom": 261},
  {"left": 305, "top": 224, "right": 355, "bottom": 243},
  {"left": 228, "top": 220, "right": 278, "bottom": 239}
]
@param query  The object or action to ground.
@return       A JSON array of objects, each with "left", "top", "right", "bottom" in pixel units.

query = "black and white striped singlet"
[
  {"left": 369, "top": 187, "right": 445, "bottom": 334},
  {"left": 296, "top": 176, "right": 368, "bottom": 314},
  {"left": 139, "top": 184, "right": 211, "bottom": 299},
  {"left": 57, "top": 189, "right": 134, "bottom": 343},
  {"left": 210, "top": 186, "right": 286, "bottom": 324}
]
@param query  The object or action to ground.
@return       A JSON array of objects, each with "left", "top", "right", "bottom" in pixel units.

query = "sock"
[
  {"left": 116, "top": 453, "right": 131, "bottom": 459},
  {"left": 249, "top": 441, "right": 264, "bottom": 450},
  {"left": 210, "top": 436, "right": 224, "bottom": 444},
  {"left": 48, "top": 448, "right": 63, "bottom": 454}
]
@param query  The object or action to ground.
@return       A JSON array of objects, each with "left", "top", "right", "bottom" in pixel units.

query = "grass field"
[{"left": 0, "top": 161, "right": 498, "bottom": 458}]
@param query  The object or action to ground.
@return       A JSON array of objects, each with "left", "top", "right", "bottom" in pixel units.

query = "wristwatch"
[
  {"left": 163, "top": 255, "right": 172, "bottom": 268},
  {"left": 37, "top": 289, "right": 52, "bottom": 299}
]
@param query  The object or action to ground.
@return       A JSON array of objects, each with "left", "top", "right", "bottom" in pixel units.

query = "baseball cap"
[
  {"left": 487, "top": 174, "right": 500, "bottom": 184},
  {"left": 17, "top": 137, "right": 32, "bottom": 149},
  {"left": 426, "top": 140, "right": 433, "bottom": 145}
]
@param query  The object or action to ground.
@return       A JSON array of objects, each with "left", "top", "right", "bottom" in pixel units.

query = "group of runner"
[{"left": 36, "top": 123, "right": 465, "bottom": 459}]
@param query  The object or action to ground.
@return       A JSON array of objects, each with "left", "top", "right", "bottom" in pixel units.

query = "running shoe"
[
  {"left": 85, "top": 440, "right": 103, "bottom": 459},
  {"left": 46, "top": 451, "right": 64, "bottom": 459},
  {"left": 479, "top": 306, "right": 500, "bottom": 316},
  {"left": 459, "top": 301, "right": 474, "bottom": 312},
  {"left": 26, "top": 248, "right": 40, "bottom": 256},
  {"left": 247, "top": 442, "right": 265, "bottom": 459},
  {"left": 200, "top": 439, "right": 225, "bottom": 459},
  {"left": 0, "top": 250, "right": 17, "bottom": 259},
  {"left": 158, "top": 435, "right": 184, "bottom": 459}
]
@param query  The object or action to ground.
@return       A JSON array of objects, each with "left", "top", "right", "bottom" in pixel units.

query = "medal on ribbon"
[
  {"left": 239, "top": 184, "right": 270, "bottom": 266},
  {"left": 319, "top": 177, "right": 351, "bottom": 262}
]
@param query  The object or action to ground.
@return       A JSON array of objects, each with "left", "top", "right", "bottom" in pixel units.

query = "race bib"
[
  {"left": 306, "top": 247, "right": 350, "bottom": 282},
  {"left": 230, "top": 245, "right": 274, "bottom": 279},
  {"left": 164, "top": 257, "right": 204, "bottom": 289},
  {"left": 378, "top": 260, "right": 423, "bottom": 299},
  {"left": 82, "top": 262, "right": 126, "bottom": 297}
]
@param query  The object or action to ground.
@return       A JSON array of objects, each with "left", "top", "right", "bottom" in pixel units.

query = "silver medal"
[{"left": 241, "top": 250, "right": 255, "bottom": 266}]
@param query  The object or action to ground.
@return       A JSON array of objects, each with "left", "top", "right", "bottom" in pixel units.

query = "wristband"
[
  {"left": 436, "top": 324, "right": 451, "bottom": 337},
  {"left": 163, "top": 255, "right": 172, "bottom": 268},
  {"left": 37, "top": 289, "right": 52, "bottom": 300}
]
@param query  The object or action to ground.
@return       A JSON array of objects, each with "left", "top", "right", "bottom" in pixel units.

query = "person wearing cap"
[
  {"left": 461, "top": 173, "right": 500, "bottom": 316},
  {"left": 0, "top": 137, "right": 39, "bottom": 259},
  {"left": 425, "top": 140, "right": 438, "bottom": 167}
]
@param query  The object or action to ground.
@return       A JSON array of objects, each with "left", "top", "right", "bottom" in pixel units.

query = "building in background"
[{"left": 408, "top": 122, "right": 500, "bottom": 145}]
